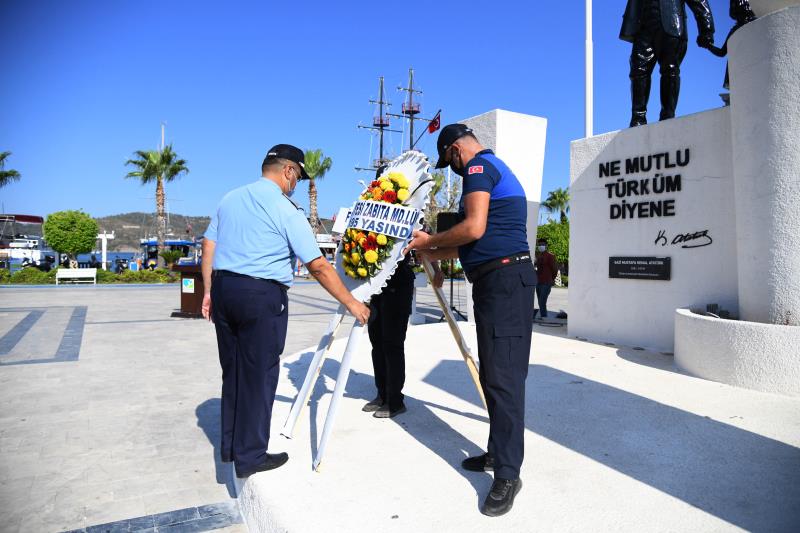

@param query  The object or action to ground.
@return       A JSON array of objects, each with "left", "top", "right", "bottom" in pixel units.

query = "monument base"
[{"left": 674, "top": 309, "right": 800, "bottom": 397}]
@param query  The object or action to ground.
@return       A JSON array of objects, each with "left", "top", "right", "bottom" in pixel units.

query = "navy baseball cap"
[
  {"left": 435, "top": 123, "right": 474, "bottom": 168},
  {"left": 264, "top": 144, "right": 311, "bottom": 180}
]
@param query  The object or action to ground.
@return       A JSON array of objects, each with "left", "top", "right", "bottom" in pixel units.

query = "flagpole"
[
  {"left": 585, "top": 0, "right": 593, "bottom": 138},
  {"left": 413, "top": 109, "right": 441, "bottom": 149}
]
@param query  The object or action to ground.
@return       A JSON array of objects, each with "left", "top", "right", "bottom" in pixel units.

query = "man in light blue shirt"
[{"left": 201, "top": 144, "right": 369, "bottom": 478}]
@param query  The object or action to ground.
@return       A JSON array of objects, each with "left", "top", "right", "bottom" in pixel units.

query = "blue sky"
[{"left": 1, "top": 0, "right": 736, "bottom": 224}]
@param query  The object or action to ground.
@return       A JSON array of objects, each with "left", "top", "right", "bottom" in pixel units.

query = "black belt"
[
  {"left": 214, "top": 270, "right": 288, "bottom": 290},
  {"left": 464, "top": 252, "right": 532, "bottom": 283}
]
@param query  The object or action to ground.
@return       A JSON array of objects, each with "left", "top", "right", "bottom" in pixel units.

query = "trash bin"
[{"left": 171, "top": 264, "right": 204, "bottom": 318}]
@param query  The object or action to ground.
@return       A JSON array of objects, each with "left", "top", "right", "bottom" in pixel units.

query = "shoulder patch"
[{"left": 468, "top": 165, "right": 484, "bottom": 175}]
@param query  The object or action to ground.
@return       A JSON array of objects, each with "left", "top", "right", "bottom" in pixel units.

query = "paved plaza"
[
  {"left": 1, "top": 281, "right": 798, "bottom": 532},
  {"left": 0, "top": 279, "right": 506, "bottom": 532}
]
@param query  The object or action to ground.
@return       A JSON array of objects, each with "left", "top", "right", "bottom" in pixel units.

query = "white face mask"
[{"left": 537, "top": 245, "right": 546, "bottom": 252}]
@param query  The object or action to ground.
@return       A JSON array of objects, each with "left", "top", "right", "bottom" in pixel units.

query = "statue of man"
[{"left": 620, "top": 0, "right": 716, "bottom": 127}]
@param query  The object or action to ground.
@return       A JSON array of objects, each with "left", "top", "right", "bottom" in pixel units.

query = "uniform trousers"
[
  {"left": 367, "top": 265, "right": 414, "bottom": 411},
  {"left": 471, "top": 261, "right": 536, "bottom": 480},
  {"left": 211, "top": 273, "right": 288, "bottom": 474}
]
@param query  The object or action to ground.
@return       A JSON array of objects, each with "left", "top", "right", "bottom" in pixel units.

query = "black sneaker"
[
  {"left": 235, "top": 452, "right": 289, "bottom": 478},
  {"left": 481, "top": 477, "right": 522, "bottom": 517},
  {"left": 462, "top": 453, "right": 494, "bottom": 472},
  {"left": 373, "top": 404, "right": 406, "bottom": 418},
  {"left": 362, "top": 397, "right": 384, "bottom": 412}
]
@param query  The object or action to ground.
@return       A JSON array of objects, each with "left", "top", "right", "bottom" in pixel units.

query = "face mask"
[
  {"left": 286, "top": 185, "right": 296, "bottom": 198},
  {"left": 538, "top": 245, "right": 546, "bottom": 252},
  {"left": 449, "top": 148, "right": 464, "bottom": 176}
]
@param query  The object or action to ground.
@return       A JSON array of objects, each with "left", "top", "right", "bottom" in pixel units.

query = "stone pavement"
[{"left": 0, "top": 279, "right": 500, "bottom": 532}]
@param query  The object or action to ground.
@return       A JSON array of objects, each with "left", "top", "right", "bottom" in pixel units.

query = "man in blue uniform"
[
  {"left": 201, "top": 144, "right": 370, "bottom": 478},
  {"left": 407, "top": 124, "right": 535, "bottom": 516}
]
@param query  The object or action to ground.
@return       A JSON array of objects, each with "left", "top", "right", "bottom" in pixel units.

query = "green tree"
[
  {"left": 0, "top": 151, "right": 21, "bottom": 188},
  {"left": 542, "top": 187, "right": 570, "bottom": 223},
  {"left": 43, "top": 210, "right": 99, "bottom": 261},
  {"left": 303, "top": 149, "right": 332, "bottom": 235},
  {"left": 125, "top": 145, "right": 189, "bottom": 265},
  {"left": 423, "top": 170, "right": 461, "bottom": 232},
  {"left": 537, "top": 220, "right": 569, "bottom": 266}
]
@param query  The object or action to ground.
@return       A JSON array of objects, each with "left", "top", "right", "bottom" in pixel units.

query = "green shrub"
[
  {"left": 159, "top": 250, "right": 183, "bottom": 266},
  {"left": 96, "top": 269, "right": 117, "bottom": 284},
  {"left": 10, "top": 267, "right": 53, "bottom": 284},
  {"left": 559, "top": 274, "right": 569, "bottom": 287},
  {"left": 116, "top": 268, "right": 176, "bottom": 284},
  {"left": 0, "top": 268, "right": 10, "bottom": 284}
]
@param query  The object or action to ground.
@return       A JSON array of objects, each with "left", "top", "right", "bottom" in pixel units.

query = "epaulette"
[{"left": 282, "top": 194, "right": 303, "bottom": 211}]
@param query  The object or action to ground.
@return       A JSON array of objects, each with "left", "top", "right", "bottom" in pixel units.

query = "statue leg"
[
  {"left": 658, "top": 37, "right": 688, "bottom": 121},
  {"left": 629, "top": 36, "right": 656, "bottom": 127}
]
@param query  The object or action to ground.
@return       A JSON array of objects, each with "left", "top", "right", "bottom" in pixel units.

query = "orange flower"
[{"left": 371, "top": 188, "right": 383, "bottom": 201}]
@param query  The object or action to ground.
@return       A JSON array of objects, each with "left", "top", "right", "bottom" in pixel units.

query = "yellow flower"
[
  {"left": 345, "top": 268, "right": 356, "bottom": 278},
  {"left": 351, "top": 252, "right": 361, "bottom": 264},
  {"left": 396, "top": 188, "right": 409, "bottom": 202},
  {"left": 390, "top": 172, "right": 409, "bottom": 188},
  {"left": 364, "top": 249, "right": 378, "bottom": 264},
  {"left": 376, "top": 234, "right": 387, "bottom": 246},
  {"left": 380, "top": 180, "right": 394, "bottom": 191},
  {"left": 342, "top": 254, "right": 350, "bottom": 265},
  {"left": 357, "top": 267, "right": 368, "bottom": 277}
]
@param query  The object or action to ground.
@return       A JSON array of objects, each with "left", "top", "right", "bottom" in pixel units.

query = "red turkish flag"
[{"left": 427, "top": 110, "right": 441, "bottom": 134}]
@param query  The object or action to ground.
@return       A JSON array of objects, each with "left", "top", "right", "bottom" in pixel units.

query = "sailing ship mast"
[{"left": 356, "top": 76, "right": 401, "bottom": 173}]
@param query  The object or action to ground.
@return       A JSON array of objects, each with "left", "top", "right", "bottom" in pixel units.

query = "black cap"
[
  {"left": 435, "top": 123, "right": 474, "bottom": 169},
  {"left": 263, "top": 144, "right": 311, "bottom": 180}
]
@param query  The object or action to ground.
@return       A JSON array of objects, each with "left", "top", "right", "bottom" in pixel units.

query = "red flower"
[
  {"left": 363, "top": 241, "right": 378, "bottom": 251},
  {"left": 383, "top": 190, "right": 397, "bottom": 203},
  {"left": 370, "top": 180, "right": 380, "bottom": 188}
]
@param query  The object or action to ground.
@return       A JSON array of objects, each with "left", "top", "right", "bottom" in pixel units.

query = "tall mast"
[
  {"left": 390, "top": 67, "right": 436, "bottom": 151},
  {"left": 357, "top": 76, "right": 401, "bottom": 172}
]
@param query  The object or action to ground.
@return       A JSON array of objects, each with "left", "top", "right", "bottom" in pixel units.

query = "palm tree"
[
  {"left": 542, "top": 187, "right": 570, "bottom": 223},
  {"left": 125, "top": 145, "right": 189, "bottom": 265},
  {"left": 0, "top": 151, "right": 21, "bottom": 188},
  {"left": 303, "top": 149, "right": 332, "bottom": 235}
]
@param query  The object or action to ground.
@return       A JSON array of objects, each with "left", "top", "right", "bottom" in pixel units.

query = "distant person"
[
  {"left": 534, "top": 239, "right": 558, "bottom": 318},
  {"left": 60, "top": 255, "right": 70, "bottom": 268},
  {"left": 89, "top": 255, "right": 100, "bottom": 268},
  {"left": 201, "top": 144, "right": 369, "bottom": 478}
]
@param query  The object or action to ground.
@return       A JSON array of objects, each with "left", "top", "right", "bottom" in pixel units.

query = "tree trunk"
[
  {"left": 156, "top": 176, "right": 166, "bottom": 268},
  {"left": 560, "top": 210, "right": 567, "bottom": 224},
  {"left": 308, "top": 178, "right": 319, "bottom": 235}
]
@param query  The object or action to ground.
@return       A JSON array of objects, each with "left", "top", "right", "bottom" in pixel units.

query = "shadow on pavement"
[
  {"left": 423, "top": 361, "right": 800, "bottom": 533},
  {"left": 195, "top": 393, "right": 294, "bottom": 498}
]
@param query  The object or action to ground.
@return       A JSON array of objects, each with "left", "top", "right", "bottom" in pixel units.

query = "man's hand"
[
  {"left": 347, "top": 299, "right": 370, "bottom": 325},
  {"left": 404, "top": 230, "right": 432, "bottom": 255},
  {"left": 202, "top": 293, "right": 213, "bottom": 322},
  {"left": 697, "top": 33, "right": 714, "bottom": 49}
]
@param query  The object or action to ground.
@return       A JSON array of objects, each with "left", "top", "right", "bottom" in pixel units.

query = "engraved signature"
[{"left": 655, "top": 229, "right": 713, "bottom": 249}]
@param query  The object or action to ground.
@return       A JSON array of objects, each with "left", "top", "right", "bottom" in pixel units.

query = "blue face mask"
[{"left": 286, "top": 187, "right": 296, "bottom": 198}]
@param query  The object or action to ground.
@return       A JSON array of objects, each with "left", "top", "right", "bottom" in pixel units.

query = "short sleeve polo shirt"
[
  {"left": 204, "top": 179, "right": 321, "bottom": 286},
  {"left": 457, "top": 150, "right": 529, "bottom": 271}
]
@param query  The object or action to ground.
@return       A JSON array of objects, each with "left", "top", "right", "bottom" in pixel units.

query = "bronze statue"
[
  {"left": 620, "top": 0, "right": 715, "bottom": 127},
  {"left": 707, "top": 0, "right": 757, "bottom": 93}
]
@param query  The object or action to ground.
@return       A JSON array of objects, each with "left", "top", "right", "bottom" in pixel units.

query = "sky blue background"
[{"left": 1, "top": 0, "right": 737, "bottom": 225}]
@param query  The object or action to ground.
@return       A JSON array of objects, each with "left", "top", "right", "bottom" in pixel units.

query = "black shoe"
[
  {"left": 462, "top": 453, "right": 494, "bottom": 472},
  {"left": 481, "top": 478, "right": 522, "bottom": 517},
  {"left": 235, "top": 452, "right": 289, "bottom": 477},
  {"left": 362, "top": 397, "right": 384, "bottom": 412},
  {"left": 373, "top": 404, "right": 406, "bottom": 418}
]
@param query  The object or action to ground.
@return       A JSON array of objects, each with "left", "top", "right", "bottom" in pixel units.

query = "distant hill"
[{"left": 95, "top": 212, "right": 210, "bottom": 251}]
